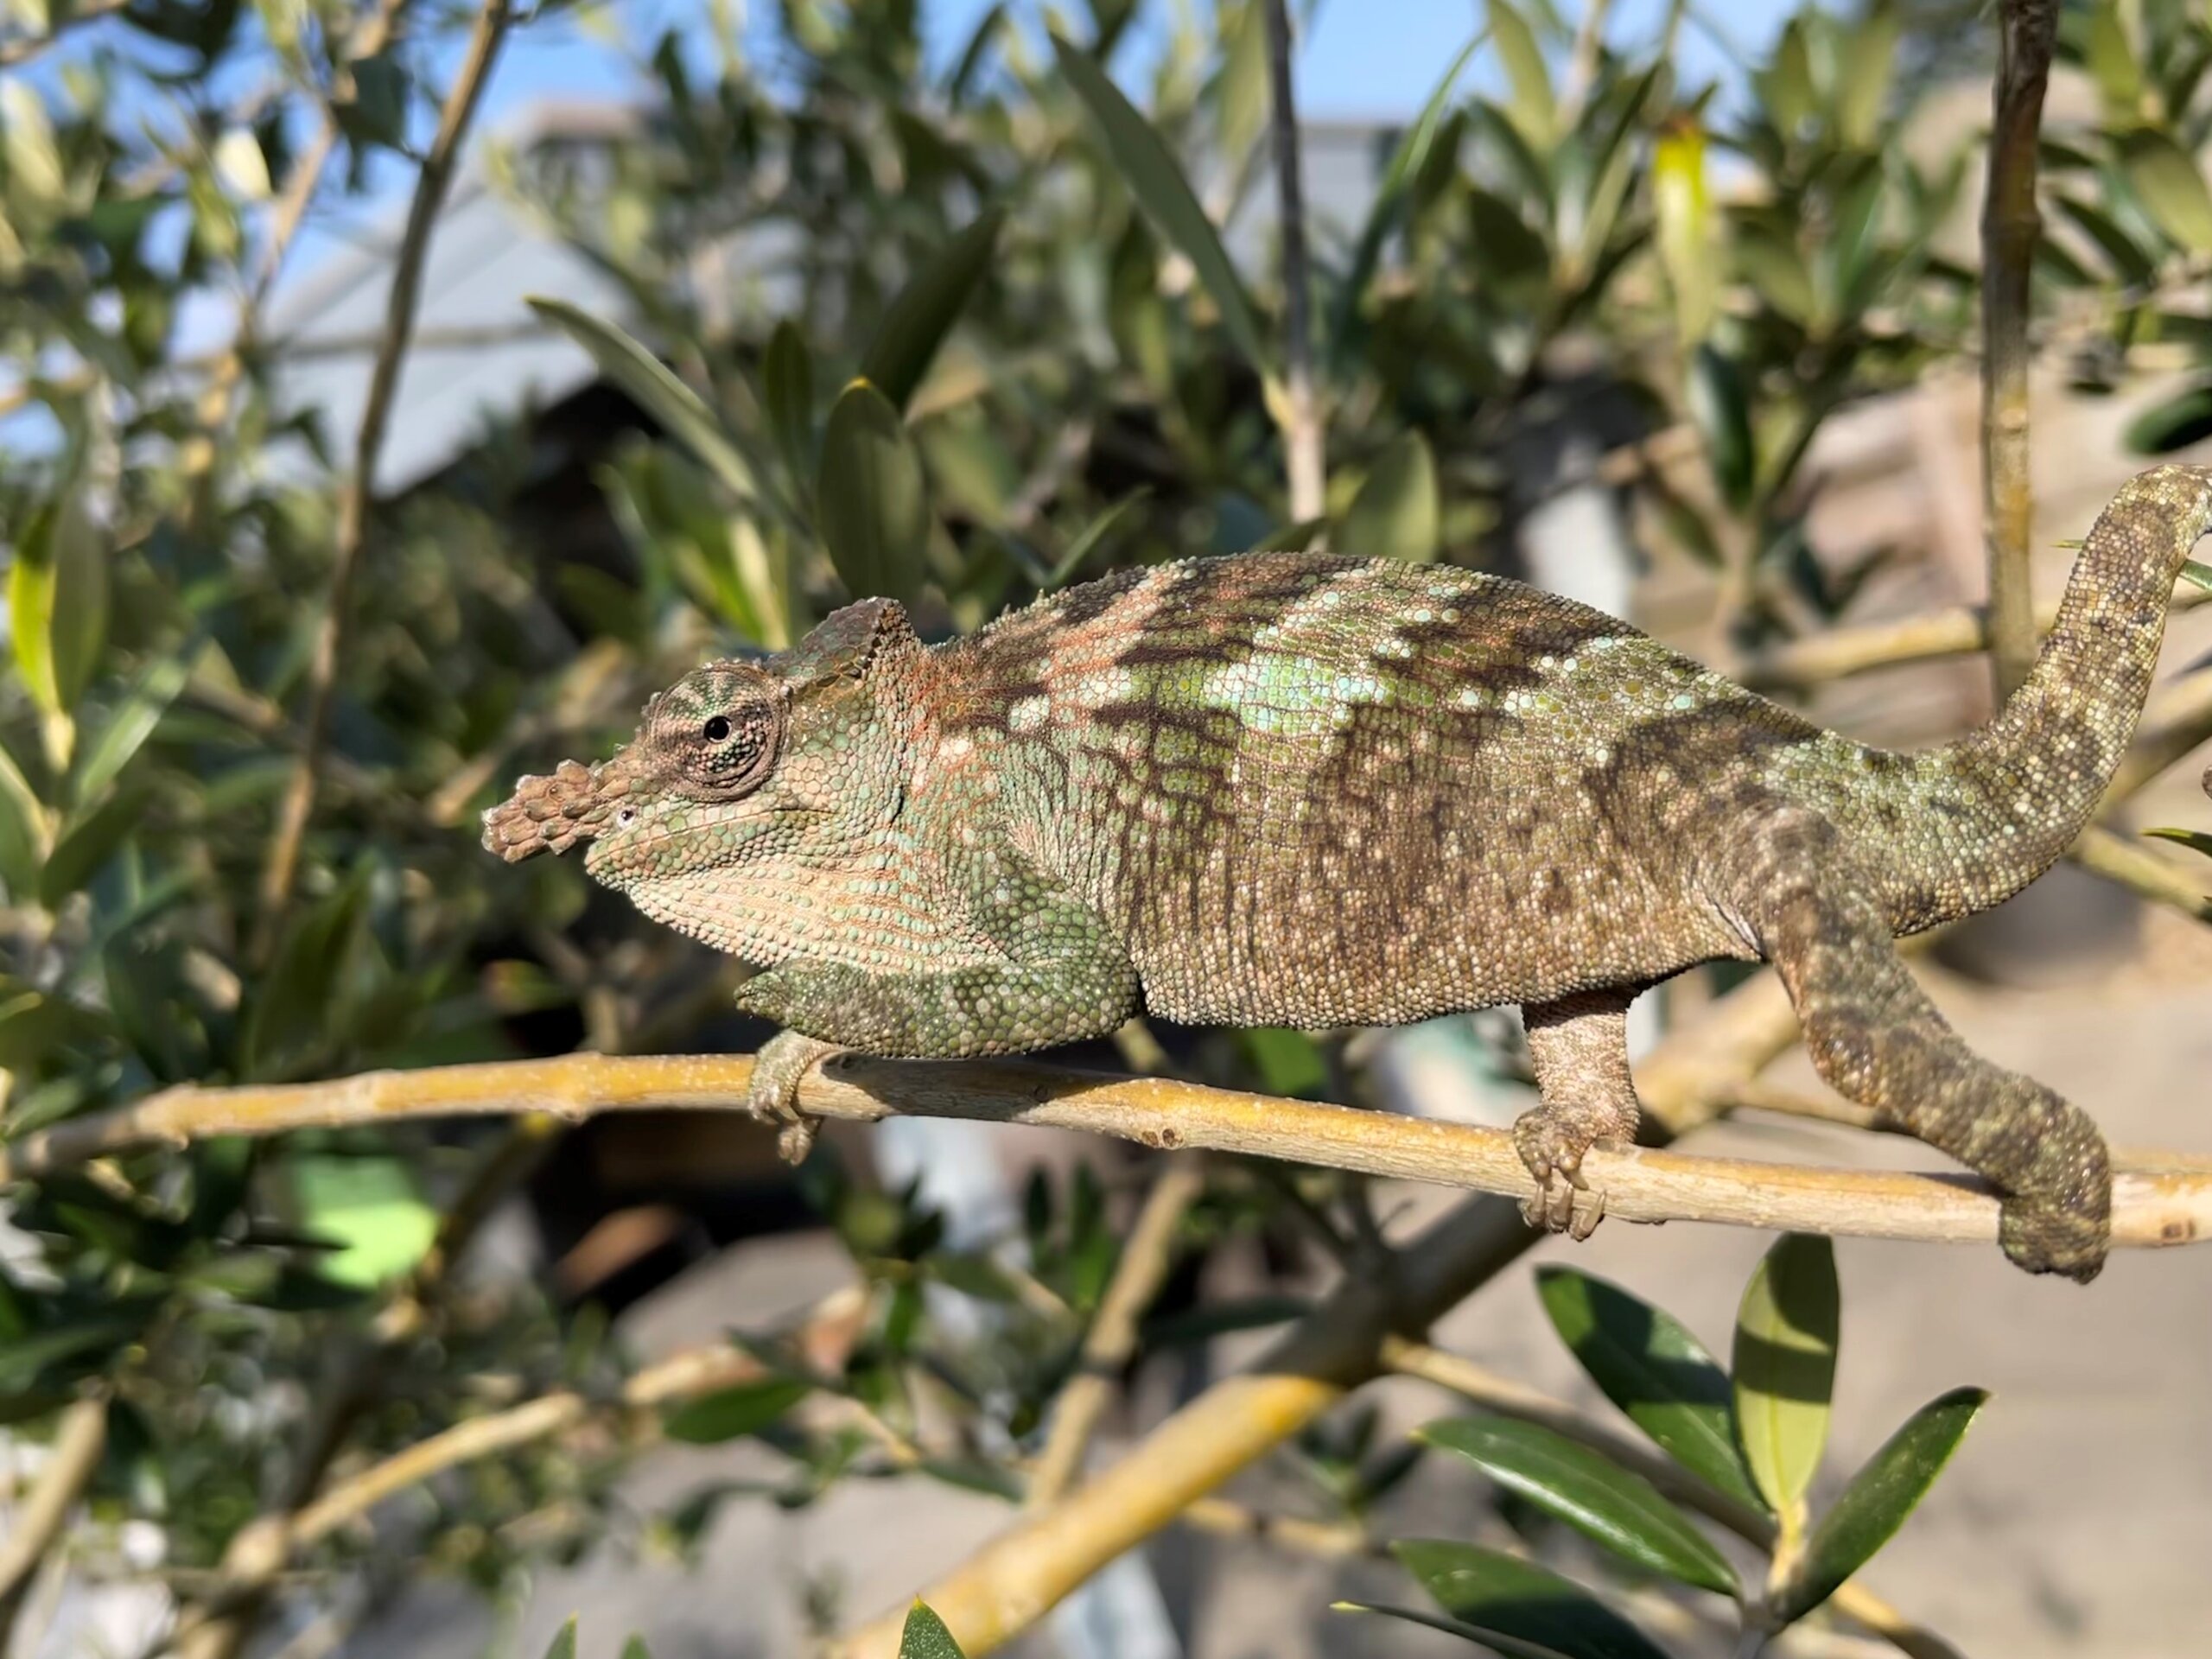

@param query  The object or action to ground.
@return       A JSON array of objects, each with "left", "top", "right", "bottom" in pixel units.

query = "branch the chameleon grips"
[{"left": 480, "top": 463, "right": 2212, "bottom": 1280}]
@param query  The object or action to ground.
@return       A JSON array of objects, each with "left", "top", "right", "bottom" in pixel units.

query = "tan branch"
[
  {"left": 1980, "top": 0, "right": 2057, "bottom": 702},
  {"left": 0, "top": 1391, "right": 108, "bottom": 1649},
  {"left": 1738, "top": 588, "right": 2209, "bottom": 695},
  {"left": 1381, "top": 1340, "right": 1962, "bottom": 1659},
  {"left": 1027, "top": 1159, "right": 1207, "bottom": 1504},
  {"left": 251, "top": 0, "right": 514, "bottom": 962},
  {"left": 2070, "top": 826, "right": 2210, "bottom": 923},
  {"left": 1262, "top": 0, "right": 1325, "bottom": 523}
]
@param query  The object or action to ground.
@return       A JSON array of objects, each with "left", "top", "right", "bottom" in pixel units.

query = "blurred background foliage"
[{"left": 1, "top": 0, "right": 2210, "bottom": 1653}]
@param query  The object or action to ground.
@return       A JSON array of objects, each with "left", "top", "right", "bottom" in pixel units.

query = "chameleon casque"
[{"left": 485, "top": 463, "right": 2212, "bottom": 1282}]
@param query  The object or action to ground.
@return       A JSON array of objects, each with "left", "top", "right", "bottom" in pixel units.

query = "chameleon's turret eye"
[
  {"left": 703, "top": 715, "right": 730, "bottom": 741},
  {"left": 640, "top": 662, "right": 785, "bottom": 800}
]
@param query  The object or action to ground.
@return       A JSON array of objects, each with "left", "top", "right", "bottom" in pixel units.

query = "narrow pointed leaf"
[
  {"left": 47, "top": 490, "right": 108, "bottom": 713},
  {"left": 74, "top": 651, "right": 190, "bottom": 807},
  {"left": 2050, "top": 194, "right": 2155, "bottom": 285},
  {"left": 40, "top": 784, "right": 149, "bottom": 908},
  {"left": 1653, "top": 118, "right": 1715, "bottom": 344},
  {"left": 1774, "top": 1388, "right": 1988, "bottom": 1625},
  {"left": 1687, "top": 344, "right": 1755, "bottom": 512},
  {"left": 762, "top": 319, "right": 816, "bottom": 490},
  {"left": 899, "top": 1601, "right": 969, "bottom": 1659},
  {"left": 1338, "top": 431, "right": 1440, "bottom": 562},
  {"left": 1536, "top": 1266, "right": 1764, "bottom": 1513},
  {"left": 1391, "top": 1541, "right": 1674, "bottom": 1659},
  {"left": 663, "top": 1377, "right": 810, "bottom": 1444},
  {"left": 0, "top": 736, "right": 48, "bottom": 897},
  {"left": 1420, "top": 1416, "right": 1738, "bottom": 1595},
  {"left": 2120, "top": 129, "right": 2212, "bottom": 253},
  {"left": 1048, "top": 486, "right": 1152, "bottom": 588},
  {"left": 1332, "top": 29, "right": 1484, "bottom": 367},
  {"left": 1733, "top": 1233, "right": 1838, "bottom": 1521},
  {"left": 1333, "top": 1601, "right": 1576, "bottom": 1658},
  {"left": 2124, "top": 385, "right": 2212, "bottom": 455},
  {"left": 542, "top": 1618, "right": 577, "bottom": 1659},
  {"left": 620, "top": 1641, "right": 654, "bottom": 1659},
  {"left": 2144, "top": 826, "right": 2212, "bottom": 860},
  {"left": 817, "top": 379, "right": 929, "bottom": 605},
  {"left": 1487, "top": 0, "right": 1554, "bottom": 152},
  {"left": 528, "top": 296, "right": 760, "bottom": 502},
  {"left": 1051, "top": 31, "right": 1269, "bottom": 373},
  {"left": 1835, "top": 4, "right": 1899, "bottom": 148},
  {"left": 859, "top": 208, "right": 1004, "bottom": 412}
]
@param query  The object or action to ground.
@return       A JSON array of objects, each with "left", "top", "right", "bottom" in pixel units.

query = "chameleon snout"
[{"left": 482, "top": 756, "right": 634, "bottom": 862}]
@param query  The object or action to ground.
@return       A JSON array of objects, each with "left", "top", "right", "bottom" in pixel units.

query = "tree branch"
[
  {"left": 0, "top": 1391, "right": 108, "bottom": 1650},
  {"left": 1262, "top": 0, "right": 1325, "bottom": 523},
  {"left": 1980, "top": 0, "right": 2058, "bottom": 702},
  {"left": 251, "top": 0, "right": 514, "bottom": 963},
  {"left": 1027, "top": 1159, "right": 1207, "bottom": 1504}
]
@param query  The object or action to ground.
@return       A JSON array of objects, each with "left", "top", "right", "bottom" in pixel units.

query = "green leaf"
[
  {"left": 1653, "top": 118, "right": 1715, "bottom": 345},
  {"left": 1466, "top": 188, "right": 1553, "bottom": 305},
  {"left": 46, "top": 488, "right": 107, "bottom": 716},
  {"left": 1048, "top": 486, "right": 1152, "bottom": 588},
  {"left": 1732, "top": 1233, "right": 1839, "bottom": 1524},
  {"left": 74, "top": 650, "right": 190, "bottom": 807},
  {"left": 663, "top": 1377, "right": 810, "bottom": 1444},
  {"left": 1338, "top": 431, "right": 1440, "bottom": 563},
  {"left": 39, "top": 783, "right": 148, "bottom": 907},
  {"left": 2085, "top": 3, "right": 2145, "bottom": 120},
  {"left": 2050, "top": 194, "right": 2156, "bottom": 286},
  {"left": 1390, "top": 1540, "right": 1675, "bottom": 1659},
  {"left": 2145, "top": 826, "right": 2212, "bottom": 860},
  {"left": 2124, "top": 385, "right": 2212, "bottom": 455},
  {"left": 542, "top": 1618, "right": 577, "bottom": 1659},
  {"left": 859, "top": 207, "right": 1004, "bottom": 412},
  {"left": 1331, "top": 29, "right": 1484, "bottom": 369},
  {"left": 1835, "top": 3, "right": 1900, "bottom": 148},
  {"left": 528, "top": 297, "right": 760, "bottom": 503},
  {"left": 898, "top": 1600, "right": 969, "bottom": 1659},
  {"left": 1419, "top": 1416, "right": 1738, "bottom": 1595},
  {"left": 1687, "top": 344, "right": 1755, "bottom": 512},
  {"left": 1774, "top": 1388, "right": 1988, "bottom": 1625},
  {"left": 763, "top": 319, "right": 816, "bottom": 492},
  {"left": 1051, "top": 31, "right": 1270, "bottom": 374},
  {"left": 1487, "top": 1, "right": 1554, "bottom": 152},
  {"left": 817, "top": 379, "right": 930, "bottom": 606},
  {"left": 0, "top": 736, "right": 48, "bottom": 898},
  {"left": 1333, "top": 1601, "right": 1577, "bottom": 1659},
  {"left": 2120, "top": 128, "right": 2212, "bottom": 253},
  {"left": 620, "top": 1641, "right": 654, "bottom": 1659},
  {"left": 1254, "top": 514, "right": 1328, "bottom": 552},
  {"left": 1535, "top": 1267, "right": 1764, "bottom": 1513},
  {"left": 1735, "top": 223, "right": 1816, "bottom": 327}
]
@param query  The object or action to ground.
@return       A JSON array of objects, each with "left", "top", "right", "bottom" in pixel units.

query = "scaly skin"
[{"left": 485, "top": 465, "right": 2212, "bottom": 1281}]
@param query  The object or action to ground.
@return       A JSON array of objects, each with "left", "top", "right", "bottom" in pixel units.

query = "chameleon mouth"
[{"left": 481, "top": 755, "right": 635, "bottom": 862}]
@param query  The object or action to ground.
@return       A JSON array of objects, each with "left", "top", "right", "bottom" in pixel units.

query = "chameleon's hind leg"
[
  {"left": 1514, "top": 988, "right": 1645, "bottom": 1240},
  {"left": 1727, "top": 805, "right": 2111, "bottom": 1281}
]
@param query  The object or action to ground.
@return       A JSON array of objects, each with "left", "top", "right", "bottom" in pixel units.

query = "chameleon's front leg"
[
  {"left": 1513, "top": 988, "right": 1645, "bottom": 1240},
  {"left": 734, "top": 900, "right": 1141, "bottom": 1162}
]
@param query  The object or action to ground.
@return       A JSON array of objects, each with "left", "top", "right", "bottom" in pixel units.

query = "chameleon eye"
[{"left": 703, "top": 715, "right": 731, "bottom": 741}]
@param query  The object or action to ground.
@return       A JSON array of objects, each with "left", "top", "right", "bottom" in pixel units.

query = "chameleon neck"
[{"left": 1855, "top": 463, "right": 2212, "bottom": 929}]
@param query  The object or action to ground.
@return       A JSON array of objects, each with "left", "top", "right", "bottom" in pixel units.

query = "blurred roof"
[{"left": 266, "top": 100, "right": 1402, "bottom": 495}]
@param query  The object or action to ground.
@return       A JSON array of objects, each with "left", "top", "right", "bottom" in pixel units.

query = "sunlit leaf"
[
  {"left": 1048, "top": 486, "right": 1152, "bottom": 588},
  {"left": 1773, "top": 1388, "right": 1988, "bottom": 1625},
  {"left": 899, "top": 1600, "right": 969, "bottom": 1659},
  {"left": 663, "top": 1377, "right": 810, "bottom": 1444},
  {"left": 1535, "top": 1267, "right": 1764, "bottom": 1513},
  {"left": 2120, "top": 129, "right": 2212, "bottom": 253},
  {"left": 2085, "top": 3, "right": 2145, "bottom": 121},
  {"left": 528, "top": 296, "right": 760, "bottom": 503},
  {"left": 1733, "top": 1233, "right": 1838, "bottom": 1525},
  {"left": 1390, "top": 1540, "right": 1674, "bottom": 1659},
  {"left": 1487, "top": 0, "right": 1554, "bottom": 153},
  {"left": 1051, "top": 31, "right": 1270, "bottom": 374},
  {"left": 2145, "top": 826, "right": 2212, "bottom": 860},
  {"left": 1653, "top": 117, "right": 1715, "bottom": 345},
  {"left": 1687, "top": 344, "right": 1755, "bottom": 512},
  {"left": 542, "top": 1618, "right": 577, "bottom": 1659},
  {"left": 817, "top": 378, "right": 930, "bottom": 605},
  {"left": 859, "top": 207, "right": 1005, "bottom": 412},
  {"left": 1420, "top": 1416, "right": 1738, "bottom": 1595},
  {"left": 1338, "top": 431, "right": 1439, "bottom": 562},
  {"left": 1836, "top": 3, "right": 1900, "bottom": 149}
]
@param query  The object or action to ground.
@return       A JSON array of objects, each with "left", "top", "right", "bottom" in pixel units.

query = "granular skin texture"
[{"left": 486, "top": 464, "right": 2212, "bottom": 1281}]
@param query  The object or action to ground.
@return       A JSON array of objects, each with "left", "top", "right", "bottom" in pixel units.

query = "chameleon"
[{"left": 484, "top": 463, "right": 2212, "bottom": 1281}]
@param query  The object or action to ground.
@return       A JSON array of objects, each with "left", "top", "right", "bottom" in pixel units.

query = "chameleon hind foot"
[
  {"left": 1515, "top": 991, "right": 1645, "bottom": 1243},
  {"left": 747, "top": 1030, "right": 842, "bottom": 1165},
  {"left": 1512, "top": 1101, "right": 1630, "bottom": 1240}
]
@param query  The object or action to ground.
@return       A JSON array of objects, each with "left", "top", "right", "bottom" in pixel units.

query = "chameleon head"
[{"left": 481, "top": 598, "right": 925, "bottom": 957}]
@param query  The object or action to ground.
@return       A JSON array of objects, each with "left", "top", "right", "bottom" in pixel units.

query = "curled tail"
[{"left": 1842, "top": 463, "right": 2212, "bottom": 931}]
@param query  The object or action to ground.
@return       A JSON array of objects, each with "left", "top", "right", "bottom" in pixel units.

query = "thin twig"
[
  {"left": 2071, "top": 826, "right": 2210, "bottom": 922},
  {"left": 251, "top": 0, "right": 515, "bottom": 963},
  {"left": 0, "top": 1391, "right": 108, "bottom": 1649},
  {"left": 1262, "top": 0, "right": 1325, "bottom": 523},
  {"left": 1027, "top": 1159, "right": 1208, "bottom": 1504},
  {"left": 1382, "top": 1340, "right": 1963, "bottom": 1659},
  {"left": 1980, "top": 0, "right": 2058, "bottom": 702}
]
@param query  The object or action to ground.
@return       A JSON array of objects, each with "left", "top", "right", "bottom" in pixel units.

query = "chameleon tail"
[{"left": 1854, "top": 463, "right": 2212, "bottom": 931}]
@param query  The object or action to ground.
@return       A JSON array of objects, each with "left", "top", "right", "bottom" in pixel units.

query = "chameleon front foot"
[
  {"left": 747, "top": 1032, "right": 844, "bottom": 1165},
  {"left": 1510, "top": 1103, "right": 1632, "bottom": 1242}
]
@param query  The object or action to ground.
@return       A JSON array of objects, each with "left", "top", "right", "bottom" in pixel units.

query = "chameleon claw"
[{"left": 1512, "top": 1105, "right": 1624, "bottom": 1242}]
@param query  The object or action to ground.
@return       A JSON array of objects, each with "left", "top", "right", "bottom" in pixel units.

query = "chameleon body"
[{"left": 486, "top": 464, "right": 2212, "bottom": 1281}]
